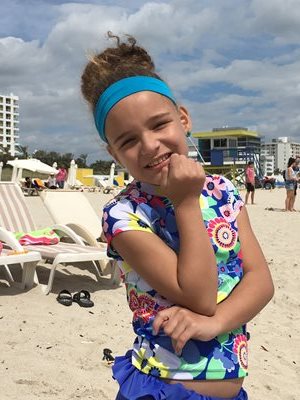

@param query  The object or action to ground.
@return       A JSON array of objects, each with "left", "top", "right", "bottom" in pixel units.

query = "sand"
[{"left": 0, "top": 188, "right": 299, "bottom": 400}]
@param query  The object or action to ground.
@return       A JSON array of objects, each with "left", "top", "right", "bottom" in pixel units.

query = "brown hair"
[{"left": 81, "top": 32, "right": 162, "bottom": 112}]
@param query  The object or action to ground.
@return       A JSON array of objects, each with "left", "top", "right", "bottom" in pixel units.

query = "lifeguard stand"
[{"left": 192, "top": 127, "right": 262, "bottom": 185}]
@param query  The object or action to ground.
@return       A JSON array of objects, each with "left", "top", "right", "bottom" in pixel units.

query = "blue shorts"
[
  {"left": 285, "top": 181, "right": 295, "bottom": 191},
  {"left": 113, "top": 351, "right": 248, "bottom": 400}
]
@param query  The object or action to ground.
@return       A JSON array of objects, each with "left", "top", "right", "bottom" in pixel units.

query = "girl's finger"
[
  {"left": 152, "top": 310, "right": 170, "bottom": 335},
  {"left": 159, "top": 165, "right": 169, "bottom": 189}
]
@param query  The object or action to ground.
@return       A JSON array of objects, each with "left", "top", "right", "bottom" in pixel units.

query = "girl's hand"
[
  {"left": 160, "top": 154, "right": 206, "bottom": 207},
  {"left": 153, "top": 306, "right": 220, "bottom": 355}
]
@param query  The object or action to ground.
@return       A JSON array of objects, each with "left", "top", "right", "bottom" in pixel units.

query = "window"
[
  {"left": 213, "top": 138, "right": 227, "bottom": 148},
  {"left": 229, "top": 138, "right": 237, "bottom": 148}
]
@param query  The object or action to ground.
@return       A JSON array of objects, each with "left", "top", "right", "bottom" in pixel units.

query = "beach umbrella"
[
  {"left": 7, "top": 158, "right": 58, "bottom": 175},
  {"left": 11, "top": 163, "right": 18, "bottom": 182},
  {"left": 67, "top": 160, "right": 78, "bottom": 187},
  {"left": 109, "top": 162, "right": 116, "bottom": 186}
]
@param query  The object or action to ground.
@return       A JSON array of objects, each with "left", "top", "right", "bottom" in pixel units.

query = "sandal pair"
[{"left": 56, "top": 290, "right": 94, "bottom": 307}]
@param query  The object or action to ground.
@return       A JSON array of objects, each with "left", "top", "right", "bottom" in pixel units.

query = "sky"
[{"left": 1, "top": 0, "right": 300, "bottom": 162}]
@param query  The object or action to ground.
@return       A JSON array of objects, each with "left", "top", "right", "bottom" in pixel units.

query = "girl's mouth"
[{"left": 146, "top": 153, "right": 172, "bottom": 169}]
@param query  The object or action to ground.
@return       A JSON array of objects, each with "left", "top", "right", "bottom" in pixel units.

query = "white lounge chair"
[
  {"left": 40, "top": 190, "right": 120, "bottom": 284},
  {"left": 0, "top": 182, "right": 111, "bottom": 294},
  {"left": 0, "top": 227, "right": 41, "bottom": 289}
]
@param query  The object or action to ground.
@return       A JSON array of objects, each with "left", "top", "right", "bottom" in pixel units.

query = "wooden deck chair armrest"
[
  {"left": 0, "top": 227, "right": 24, "bottom": 251},
  {"left": 51, "top": 224, "right": 86, "bottom": 245},
  {"left": 66, "top": 223, "right": 99, "bottom": 247}
]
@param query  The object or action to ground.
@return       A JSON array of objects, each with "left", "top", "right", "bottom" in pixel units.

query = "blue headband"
[{"left": 94, "top": 76, "right": 176, "bottom": 142}]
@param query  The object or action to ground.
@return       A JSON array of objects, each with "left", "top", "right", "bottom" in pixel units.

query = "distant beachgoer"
[
  {"left": 81, "top": 32, "right": 274, "bottom": 400},
  {"left": 33, "top": 178, "right": 46, "bottom": 189},
  {"left": 245, "top": 161, "right": 255, "bottom": 205},
  {"left": 24, "top": 177, "right": 34, "bottom": 189},
  {"left": 56, "top": 166, "right": 68, "bottom": 189},
  {"left": 285, "top": 157, "right": 298, "bottom": 211},
  {"left": 47, "top": 173, "right": 57, "bottom": 189},
  {"left": 292, "top": 156, "right": 300, "bottom": 208}
]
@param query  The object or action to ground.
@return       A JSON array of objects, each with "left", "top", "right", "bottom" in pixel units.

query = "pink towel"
[{"left": 14, "top": 227, "right": 60, "bottom": 246}]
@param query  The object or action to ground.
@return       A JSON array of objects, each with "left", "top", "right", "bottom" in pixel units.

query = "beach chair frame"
[
  {"left": 0, "top": 227, "right": 41, "bottom": 289},
  {"left": 40, "top": 190, "right": 120, "bottom": 284}
]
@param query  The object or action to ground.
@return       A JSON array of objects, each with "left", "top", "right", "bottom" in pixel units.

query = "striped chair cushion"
[{"left": 0, "top": 182, "right": 35, "bottom": 232}]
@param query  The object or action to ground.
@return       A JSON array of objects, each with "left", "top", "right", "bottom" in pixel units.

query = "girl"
[{"left": 81, "top": 33, "right": 274, "bottom": 400}]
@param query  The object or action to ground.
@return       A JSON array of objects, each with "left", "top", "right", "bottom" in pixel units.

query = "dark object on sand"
[
  {"left": 73, "top": 290, "right": 94, "bottom": 307},
  {"left": 103, "top": 348, "right": 115, "bottom": 364},
  {"left": 56, "top": 290, "right": 73, "bottom": 306}
]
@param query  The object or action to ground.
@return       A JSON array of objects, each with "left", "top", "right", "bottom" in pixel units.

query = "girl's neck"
[{"left": 136, "top": 180, "right": 165, "bottom": 196}]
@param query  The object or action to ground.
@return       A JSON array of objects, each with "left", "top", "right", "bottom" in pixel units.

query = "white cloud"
[{"left": 251, "top": 0, "right": 300, "bottom": 44}]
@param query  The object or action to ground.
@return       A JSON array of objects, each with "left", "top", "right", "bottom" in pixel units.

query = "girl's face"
[{"left": 105, "top": 91, "right": 191, "bottom": 185}]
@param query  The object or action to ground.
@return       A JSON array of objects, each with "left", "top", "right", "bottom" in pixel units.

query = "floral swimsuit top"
[{"left": 102, "top": 175, "right": 248, "bottom": 381}]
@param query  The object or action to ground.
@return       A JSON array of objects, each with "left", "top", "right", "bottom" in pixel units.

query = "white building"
[
  {"left": 0, "top": 93, "right": 23, "bottom": 157},
  {"left": 260, "top": 151, "right": 275, "bottom": 176},
  {"left": 261, "top": 137, "right": 300, "bottom": 172}
]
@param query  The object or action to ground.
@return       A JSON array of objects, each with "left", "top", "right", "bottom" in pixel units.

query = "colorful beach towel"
[{"left": 14, "top": 227, "right": 60, "bottom": 245}]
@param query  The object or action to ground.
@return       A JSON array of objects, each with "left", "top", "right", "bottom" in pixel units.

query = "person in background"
[
  {"left": 244, "top": 161, "right": 255, "bottom": 205},
  {"left": 56, "top": 165, "right": 68, "bottom": 189},
  {"left": 285, "top": 157, "right": 298, "bottom": 212},
  {"left": 291, "top": 156, "right": 300, "bottom": 210},
  {"left": 47, "top": 173, "right": 57, "bottom": 189}
]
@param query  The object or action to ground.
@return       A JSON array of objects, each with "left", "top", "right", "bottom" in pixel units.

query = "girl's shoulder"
[{"left": 103, "top": 181, "right": 149, "bottom": 213}]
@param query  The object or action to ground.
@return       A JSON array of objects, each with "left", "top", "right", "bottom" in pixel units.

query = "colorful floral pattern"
[{"left": 102, "top": 175, "right": 248, "bottom": 381}]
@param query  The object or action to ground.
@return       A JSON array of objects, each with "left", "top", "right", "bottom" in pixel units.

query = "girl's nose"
[{"left": 140, "top": 131, "right": 160, "bottom": 155}]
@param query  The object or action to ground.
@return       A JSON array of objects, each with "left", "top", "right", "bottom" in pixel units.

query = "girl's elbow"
[
  {"left": 194, "top": 299, "right": 217, "bottom": 317},
  {"left": 205, "top": 304, "right": 217, "bottom": 317}
]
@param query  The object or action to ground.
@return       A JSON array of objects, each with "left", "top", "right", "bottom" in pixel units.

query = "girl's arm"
[
  {"left": 153, "top": 206, "right": 274, "bottom": 352},
  {"left": 212, "top": 206, "right": 274, "bottom": 330},
  {"left": 111, "top": 155, "right": 218, "bottom": 316}
]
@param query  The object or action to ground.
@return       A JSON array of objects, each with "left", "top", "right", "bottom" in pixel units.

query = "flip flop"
[
  {"left": 73, "top": 290, "right": 94, "bottom": 308},
  {"left": 56, "top": 289, "right": 73, "bottom": 306}
]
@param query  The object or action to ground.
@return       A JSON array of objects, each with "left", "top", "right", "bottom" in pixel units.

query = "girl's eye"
[
  {"left": 154, "top": 120, "right": 170, "bottom": 130},
  {"left": 120, "top": 138, "right": 136, "bottom": 149}
]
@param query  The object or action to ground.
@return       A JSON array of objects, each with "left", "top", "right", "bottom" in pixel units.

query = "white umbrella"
[
  {"left": 67, "top": 160, "right": 78, "bottom": 188},
  {"left": 7, "top": 158, "right": 58, "bottom": 175},
  {"left": 109, "top": 162, "right": 116, "bottom": 186}
]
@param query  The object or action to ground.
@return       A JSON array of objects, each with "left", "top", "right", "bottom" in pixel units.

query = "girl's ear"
[{"left": 178, "top": 105, "right": 192, "bottom": 135}]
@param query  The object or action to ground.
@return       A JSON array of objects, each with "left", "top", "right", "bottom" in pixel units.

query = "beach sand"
[{"left": 0, "top": 188, "right": 299, "bottom": 399}]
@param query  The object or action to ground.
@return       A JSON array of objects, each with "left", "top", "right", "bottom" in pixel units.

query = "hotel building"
[
  {"left": 261, "top": 137, "right": 300, "bottom": 172},
  {"left": 0, "top": 93, "right": 23, "bottom": 157}
]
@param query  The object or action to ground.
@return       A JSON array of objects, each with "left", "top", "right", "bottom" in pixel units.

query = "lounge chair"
[
  {"left": 0, "top": 227, "right": 41, "bottom": 289},
  {"left": 39, "top": 190, "right": 120, "bottom": 284},
  {"left": 0, "top": 182, "right": 112, "bottom": 294}
]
